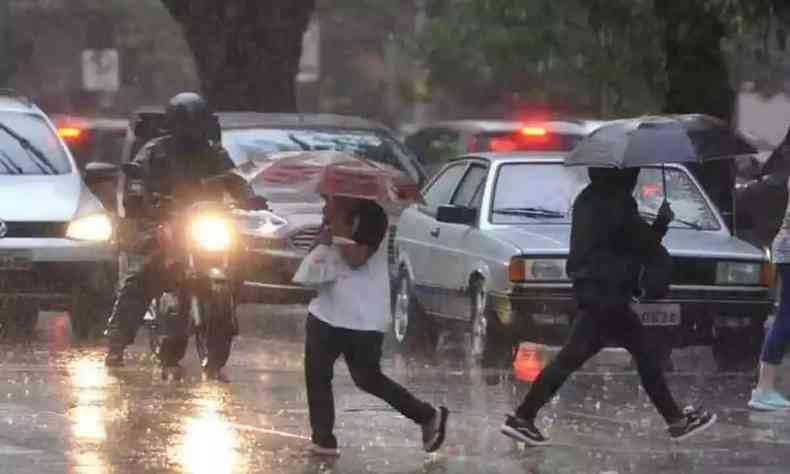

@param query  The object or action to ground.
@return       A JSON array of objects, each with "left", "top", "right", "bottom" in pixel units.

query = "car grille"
[
  {"left": 2, "top": 222, "right": 68, "bottom": 238},
  {"left": 289, "top": 226, "right": 321, "bottom": 250}
]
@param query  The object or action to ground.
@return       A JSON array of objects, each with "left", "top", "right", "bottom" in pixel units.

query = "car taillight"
[
  {"left": 58, "top": 127, "right": 83, "bottom": 140},
  {"left": 490, "top": 137, "right": 519, "bottom": 153},
  {"left": 521, "top": 127, "right": 547, "bottom": 136}
]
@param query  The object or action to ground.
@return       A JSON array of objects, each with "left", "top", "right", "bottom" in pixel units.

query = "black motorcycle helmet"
[{"left": 164, "top": 92, "right": 217, "bottom": 147}]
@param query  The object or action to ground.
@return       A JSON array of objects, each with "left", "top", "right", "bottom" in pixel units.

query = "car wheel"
[
  {"left": 391, "top": 270, "right": 437, "bottom": 355},
  {"left": 470, "top": 281, "right": 489, "bottom": 361},
  {"left": 469, "top": 279, "right": 515, "bottom": 371},
  {"left": 0, "top": 298, "right": 39, "bottom": 340},
  {"left": 71, "top": 287, "right": 114, "bottom": 341},
  {"left": 712, "top": 325, "right": 763, "bottom": 372}
]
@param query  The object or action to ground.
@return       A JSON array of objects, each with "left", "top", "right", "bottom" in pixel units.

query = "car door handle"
[{"left": 430, "top": 227, "right": 440, "bottom": 238}]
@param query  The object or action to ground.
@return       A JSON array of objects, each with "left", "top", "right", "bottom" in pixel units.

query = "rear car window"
[{"left": 0, "top": 112, "right": 72, "bottom": 174}]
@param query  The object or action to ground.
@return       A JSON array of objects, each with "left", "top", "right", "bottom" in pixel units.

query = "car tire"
[
  {"left": 712, "top": 324, "right": 763, "bottom": 372},
  {"left": 469, "top": 279, "right": 515, "bottom": 371},
  {"left": 390, "top": 270, "right": 437, "bottom": 356},
  {"left": 70, "top": 286, "right": 114, "bottom": 341},
  {"left": 0, "top": 298, "right": 39, "bottom": 340}
]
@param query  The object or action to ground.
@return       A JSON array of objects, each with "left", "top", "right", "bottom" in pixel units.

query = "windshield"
[
  {"left": 0, "top": 113, "right": 72, "bottom": 175},
  {"left": 221, "top": 127, "right": 424, "bottom": 183},
  {"left": 491, "top": 163, "right": 720, "bottom": 230}
]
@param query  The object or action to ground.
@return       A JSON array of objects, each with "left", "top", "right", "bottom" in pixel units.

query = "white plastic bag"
[{"left": 292, "top": 244, "right": 346, "bottom": 288}]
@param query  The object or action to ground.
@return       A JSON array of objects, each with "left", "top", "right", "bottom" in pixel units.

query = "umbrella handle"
[{"left": 662, "top": 164, "right": 668, "bottom": 203}]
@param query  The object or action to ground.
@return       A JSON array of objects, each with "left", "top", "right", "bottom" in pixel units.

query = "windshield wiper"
[
  {"left": 0, "top": 122, "right": 58, "bottom": 174},
  {"left": 0, "top": 149, "right": 23, "bottom": 174},
  {"left": 639, "top": 211, "right": 703, "bottom": 230},
  {"left": 287, "top": 133, "right": 312, "bottom": 151},
  {"left": 493, "top": 207, "right": 565, "bottom": 218}
]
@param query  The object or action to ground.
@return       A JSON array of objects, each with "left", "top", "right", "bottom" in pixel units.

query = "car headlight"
[
  {"left": 66, "top": 214, "right": 113, "bottom": 241},
  {"left": 234, "top": 210, "right": 288, "bottom": 238},
  {"left": 191, "top": 215, "right": 233, "bottom": 252},
  {"left": 510, "top": 257, "right": 568, "bottom": 282},
  {"left": 716, "top": 261, "right": 762, "bottom": 285}
]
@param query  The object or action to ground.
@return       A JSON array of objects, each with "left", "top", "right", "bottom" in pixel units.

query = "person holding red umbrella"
[
  {"left": 277, "top": 151, "right": 447, "bottom": 456},
  {"left": 302, "top": 195, "right": 448, "bottom": 456}
]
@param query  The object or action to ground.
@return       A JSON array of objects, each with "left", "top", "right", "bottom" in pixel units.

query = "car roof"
[
  {"left": 452, "top": 151, "right": 691, "bottom": 171},
  {"left": 455, "top": 151, "right": 567, "bottom": 164},
  {"left": 0, "top": 91, "right": 40, "bottom": 114},
  {"left": 130, "top": 107, "right": 389, "bottom": 131},
  {"left": 424, "top": 119, "right": 610, "bottom": 135}
]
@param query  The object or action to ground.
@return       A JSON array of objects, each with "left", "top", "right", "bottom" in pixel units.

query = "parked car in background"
[
  {"left": 51, "top": 115, "right": 127, "bottom": 212},
  {"left": 119, "top": 110, "right": 425, "bottom": 304},
  {"left": 0, "top": 91, "right": 116, "bottom": 339},
  {"left": 393, "top": 152, "right": 774, "bottom": 371},
  {"left": 405, "top": 119, "right": 608, "bottom": 177}
]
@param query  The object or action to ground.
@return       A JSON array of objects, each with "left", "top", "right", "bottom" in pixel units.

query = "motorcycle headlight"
[
  {"left": 191, "top": 215, "right": 233, "bottom": 252},
  {"left": 510, "top": 258, "right": 568, "bottom": 282},
  {"left": 66, "top": 214, "right": 113, "bottom": 241},
  {"left": 716, "top": 261, "right": 762, "bottom": 285},
  {"left": 234, "top": 210, "right": 288, "bottom": 238}
]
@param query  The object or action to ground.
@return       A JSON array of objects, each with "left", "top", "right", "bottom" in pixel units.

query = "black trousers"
[
  {"left": 106, "top": 252, "right": 188, "bottom": 366},
  {"left": 516, "top": 302, "right": 683, "bottom": 424},
  {"left": 305, "top": 314, "right": 435, "bottom": 448}
]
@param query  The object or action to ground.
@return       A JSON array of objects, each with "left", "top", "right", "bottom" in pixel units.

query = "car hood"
[
  {"left": 488, "top": 225, "right": 767, "bottom": 261},
  {"left": 0, "top": 174, "right": 103, "bottom": 221}
]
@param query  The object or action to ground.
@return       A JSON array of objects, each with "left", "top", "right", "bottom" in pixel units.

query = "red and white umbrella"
[{"left": 244, "top": 150, "right": 423, "bottom": 215}]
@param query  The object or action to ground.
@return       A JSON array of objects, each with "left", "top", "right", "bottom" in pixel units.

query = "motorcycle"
[{"left": 123, "top": 163, "right": 242, "bottom": 377}]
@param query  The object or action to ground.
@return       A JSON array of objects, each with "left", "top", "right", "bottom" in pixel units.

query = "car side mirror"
[
  {"left": 437, "top": 205, "right": 476, "bottom": 225},
  {"left": 84, "top": 161, "right": 118, "bottom": 183}
]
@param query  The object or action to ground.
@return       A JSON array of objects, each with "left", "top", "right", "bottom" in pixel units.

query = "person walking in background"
[
  {"left": 501, "top": 167, "right": 716, "bottom": 445},
  {"left": 303, "top": 195, "right": 448, "bottom": 456},
  {"left": 749, "top": 131, "right": 790, "bottom": 411}
]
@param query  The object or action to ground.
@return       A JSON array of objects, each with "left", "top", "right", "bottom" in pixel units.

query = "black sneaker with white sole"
[
  {"left": 501, "top": 414, "right": 550, "bottom": 446},
  {"left": 422, "top": 406, "right": 449, "bottom": 453},
  {"left": 668, "top": 407, "right": 717, "bottom": 441}
]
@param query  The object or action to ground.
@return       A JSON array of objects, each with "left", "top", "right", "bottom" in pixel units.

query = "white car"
[
  {"left": 0, "top": 91, "right": 117, "bottom": 339},
  {"left": 394, "top": 152, "right": 774, "bottom": 370}
]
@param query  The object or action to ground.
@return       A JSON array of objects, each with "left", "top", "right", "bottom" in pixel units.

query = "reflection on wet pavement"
[{"left": 0, "top": 307, "right": 789, "bottom": 473}]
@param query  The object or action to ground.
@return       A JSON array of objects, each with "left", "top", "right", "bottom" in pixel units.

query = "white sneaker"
[{"left": 748, "top": 389, "right": 790, "bottom": 411}]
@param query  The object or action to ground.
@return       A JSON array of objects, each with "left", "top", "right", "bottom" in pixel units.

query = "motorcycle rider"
[{"left": 105, "top": 92, "right": 264, "bottom": 378}]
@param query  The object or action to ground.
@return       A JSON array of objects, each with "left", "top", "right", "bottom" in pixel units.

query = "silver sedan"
[{"left": 393, "top": 152, "right": 774, "bottom": 370}]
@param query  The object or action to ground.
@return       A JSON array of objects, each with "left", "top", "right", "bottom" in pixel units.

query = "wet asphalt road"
[{"left": 1, "top": 305, "right": 790, "bottom": 474}]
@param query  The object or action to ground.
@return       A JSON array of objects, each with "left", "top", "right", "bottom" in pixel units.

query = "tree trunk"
[{"left": 161, "top": 1, "right": 316, "bottom": 112}]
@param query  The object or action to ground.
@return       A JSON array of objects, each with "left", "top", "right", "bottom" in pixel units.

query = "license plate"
[
  {"left": 631, "top": 303, "right": 681, "bottom": 326},
  {"left": 0, "top": 250, "right": 32, "bottom": 270}
]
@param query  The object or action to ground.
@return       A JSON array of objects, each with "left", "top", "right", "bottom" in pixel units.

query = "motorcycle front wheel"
[{"left": 193, "top": 285, "right": 236, "bottom": 373}]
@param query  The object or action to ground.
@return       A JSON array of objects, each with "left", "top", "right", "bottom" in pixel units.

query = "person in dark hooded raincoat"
[{"left": 501, "top": 167, "right": 717, "bottom": 445}]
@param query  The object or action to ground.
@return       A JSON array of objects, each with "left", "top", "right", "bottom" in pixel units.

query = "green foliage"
[{"left": 417, "top": 0, "right": 665, "bottom": 117}]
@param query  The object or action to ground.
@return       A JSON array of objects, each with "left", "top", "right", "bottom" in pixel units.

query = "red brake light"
[
  {"left": 58, "top": 127, "right": 83, "bottom": 140},
  {"left": 521, "top": 127, "right": 547, "bottom": 137},
  {"left": 489, "top": 137, "right": 519, "bottom": 153}
]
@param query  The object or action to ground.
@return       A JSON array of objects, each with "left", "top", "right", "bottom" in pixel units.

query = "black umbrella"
[
  {"left": 565, "top": 114, "right": 757, "bottom": 199},
  {"left": 565, "top": 114, "right": 758, "bottom": 168}
]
